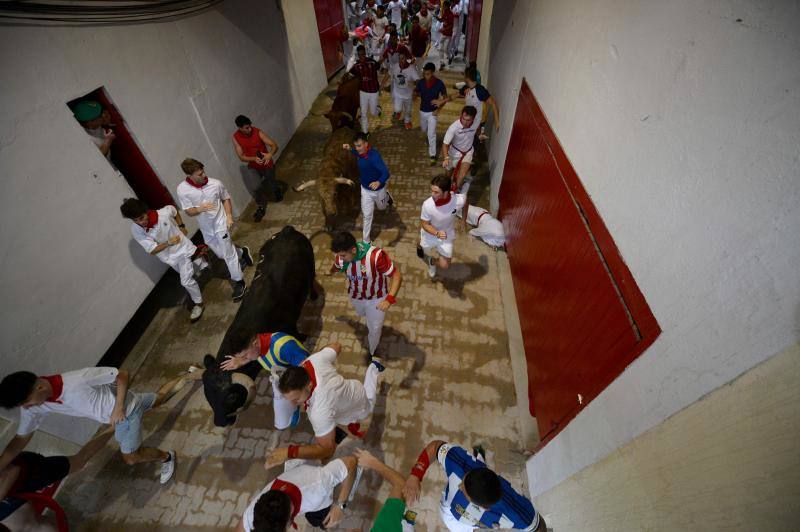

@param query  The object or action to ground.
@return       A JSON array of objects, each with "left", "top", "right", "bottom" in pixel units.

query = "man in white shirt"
[
  {"left": 236, "top": 455, "right": 357, "bottom": 531},
  {"left": 121, "top": 198, "right": 208, "bottom": 321},
  {"left": 419, "top": 174, "right": 468, "bottom": 278},
  {"left": 265, "top": 343, "right": 385, "bottom": 468},
  {"left": 441, "top": 105, "right": 479, "bottom": 195},
  {"left": 0, "top": 367, "right": 200, "bottom": 484},
  {"left": 371, "top": 6, "right": 390, "bottom": 61},
  {"left": 386, "top": 0, "right": 405, "bottom": 28},
  {"left": 387, "top": 50, "right": 420, "bottom": 128},
  {"left": 176, "top": 158, "right": 253, "bottom": 301}
]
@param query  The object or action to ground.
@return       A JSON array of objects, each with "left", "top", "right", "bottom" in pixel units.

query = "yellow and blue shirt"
[{"left": 256, "top": 332, "right": 309, "bottom": 371}]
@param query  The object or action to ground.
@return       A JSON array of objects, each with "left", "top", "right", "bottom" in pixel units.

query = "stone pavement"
[{"left": 56, "top": 51, "right": 530, "bottom": 532}]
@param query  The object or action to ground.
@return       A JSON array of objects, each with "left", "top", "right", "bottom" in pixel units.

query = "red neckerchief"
[
  {"left": 270, "top": 479, "right": 302, "bottom": 530},
  {"left": 146, "top": 210, "right": 158, "bottom": 230},
  {"left": 434, "top": 192, "right": 452, "bottom": 207},
  {"left": 400, "top": 60, "right": 411, "bottom": 70},
  {"left": 300, "top": 360, "right": 318, "bottom": 410},
  {"left": 357, "top": 144, "right": 371, "bottom": 159},
  {"left": 185, "top": 176, "right": 207, "bottom": 189},
  {"left": 257, "top": 333, "right": 273, "bottom": 356},
  {"left": 425, "top": 76, "right": 438, "bottom": 89},
  {"left": 476, "top": 210, "right": 489, "bottom": 226},
  {"left": 41, "top": 375, "right": 63, "bottom": 403}
]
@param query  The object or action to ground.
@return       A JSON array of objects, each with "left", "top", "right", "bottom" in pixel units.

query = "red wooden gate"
[
  {"left": 499, "top": 80, "right": 660, "bottom": 444},
  {"left": 465, "top": 0, "right": 483, "bottom": 64},
  {"left": 313, "top": 0, "right": 345, "bottom": 77}
]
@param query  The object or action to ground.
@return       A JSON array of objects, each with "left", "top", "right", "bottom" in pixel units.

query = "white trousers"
[
  {"left": 363, "top": 361, "right": 380, "bottom": 412},
  {"left": 351, "top": 295, "right": 387, "bottom": 356},
  {"left": 359, "top": 90, "right": 380, "bottom": 133},
  {"left": 419, "top": 111, "right": 438, "bottom": 157},
  {"left": 439, "top": 35, "right": 452, "bottom": 64},
  {"left": 172, "top": 255, "right": 206, "bottom": 304},
  {"left": 361, "top": 186, "right": 390, "bottom": 243},
  {"left": 392, "top": 95, "right": 413, "bottom": 123},
  {"left": 204, "top": 231, "right": 243, "bottom": 282},
  {"left": 271, "top": 376, "right": 297, "bottom": 430}
]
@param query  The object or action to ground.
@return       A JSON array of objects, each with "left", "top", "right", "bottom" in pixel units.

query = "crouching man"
[
  {"left": 237, "top": 455, "right": 357, "bottom": 531},
  {"left": 265, "top": 342, "right": 385, "bottom": 468},
  {"left": 121, "top": 198, "right": 208, "bottom": 322}
]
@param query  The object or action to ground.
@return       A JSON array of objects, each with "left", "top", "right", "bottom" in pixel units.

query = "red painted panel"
[
  {"left": 313, "top": 0, "right": 345, "bottom": 77},
  {"left": 465, "top": 0, "right": 482, "bottom": 64},
  {"left": 499, "top": 80, "right": 660, "bottom": 443},
  {"left": 90, "top": 88, "right": 175, "bottom": 209}
]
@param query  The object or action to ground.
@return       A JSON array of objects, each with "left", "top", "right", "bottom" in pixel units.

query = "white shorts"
[
  {"left": 447, "top": 146, "right": 474, "bottom": 169},
  {"left": 420, "top": 231, "right": 454, "bottom": 258}
]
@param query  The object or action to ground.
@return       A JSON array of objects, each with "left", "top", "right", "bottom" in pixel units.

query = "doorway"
[
  {"left": 499, "top": 80, "right": 661, "bottom": 444},
  {"left": 68, "top": 87, "right": 175, "bottom": 209}
]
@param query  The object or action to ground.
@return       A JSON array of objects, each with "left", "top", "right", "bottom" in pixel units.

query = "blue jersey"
[
  {"left": 256, "top": 332, "right": 309, "bottom": 371},
  {"left": 437, "top": 443, "right": 539, "bottom": 530},
  {"left": 416, "top": 77, "right": 447, "bottom": 112},
  {"left": 351, "top": 148, "right": 390, "bottom": 190}
]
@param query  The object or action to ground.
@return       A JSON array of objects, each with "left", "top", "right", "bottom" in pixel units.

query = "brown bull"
[{"left": 294, "top": 75, "right": 362, "bottom": 230}]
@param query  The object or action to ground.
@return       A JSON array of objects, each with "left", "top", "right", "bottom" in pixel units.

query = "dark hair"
[
  {"left": 120, "top": 197, "right": 148, "bottom": 220},
  {"left": 464, "top": 66, "right": 478, "bottom": 82},
  {"left": 357, "top": 44, "right": 366, "bottom": 53},
  {"left": 278, "top": 366, "right": 311, "bottom": 393},
  {"left": 331, "top": 231, "right": 357, "bottom": 253},
  {"left": 0, "top": 371, "right": 37, "bottom": 409},
  {"left": 423, "top": 62, "right": 436, "bottom": 72},
  {"left": 463, "top": 468, "right": 502, "bottom": 508},
  {"left": 235, "top": 115, "right": 252, "bottom": 128},
  {"left": 431, "top": 174, "right": 452, "bottom": 192},
  {"left": 413, "top": 15, "right": 420, "bottom": 22},
  {"left": 253, "top": 490, "right": 291, "bottom": 532},
  {"left": 353, "top": 132, "right": 369, "bottom": 144},
  {"left": 461, "top": 105, "right": 478, "bottom": 118},
  {"left": 181, "top": 158, "right": 204, "bottom": 175}
]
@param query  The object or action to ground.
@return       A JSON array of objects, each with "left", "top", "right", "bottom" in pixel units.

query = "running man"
[
  {"left": 386, "top": 50, "right": 420, "bottom": 129},
  {"left": 121, "top": 198, "right": 208, "bottom": 322},
  {"left": 232, "top": 115, "right": 283, "bottom": 222},
  {"left": 237, "top": 455, "right": 358, "bottom": 531},
  {"left": 437, "top": 66, "right": 500, "bottom": 132},
  {"left": 419, "top": 174, "right": 468, "bottom": 279},
  {"left": 176, "top": 158, "right": 253, "bottom": 301},
  {"left": 342, "top": 133, "right": 393, "bottom": 243},
  {"left": 329, "top": 231, "right": 402, "bottom": 358},
  {"left": 415, "top": 62, "right": 448, "bottom": 165},
  {"left": 442, "top": 105, "right": 479, "bottom": 194},
  {"left": 403, "top": 440, "right": 545, "bottom": 531},
  {"left": 220, "top": 331, "right": 309, "bottom": 430},
  {"left": 0, "top": 367, "right": 200, "bottom": 485},
  {"left": 265, "top": 342, "right": 385, "bottom": 467},
  {"left": 349, "top": 45, "right": 382, "bottom": 134},
  {"left": 356, "top": 448, "right": 417, "bottom": 531}
]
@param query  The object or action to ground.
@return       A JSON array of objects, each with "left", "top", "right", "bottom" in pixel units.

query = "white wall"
[
  {"left": 485, "top": 0, "right": 800, "bottom": 495},
  {"left": 0, "top": 0, "right": 326, "bottom": 441}
]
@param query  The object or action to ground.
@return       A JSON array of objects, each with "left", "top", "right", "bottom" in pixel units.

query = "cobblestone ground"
[{"left": 57, "top": 51, "right": 529, "bottom": 532}]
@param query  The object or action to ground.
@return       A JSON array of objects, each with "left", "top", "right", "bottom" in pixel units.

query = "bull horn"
[{"left": 340, "top": 111, "right": 353, "bottom": 122}]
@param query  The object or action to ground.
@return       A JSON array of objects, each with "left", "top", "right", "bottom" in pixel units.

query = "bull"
[
  {"left": 201, "top": 226, "right": 316, "bottom": 427},
  {"left": 294, "top": 75, "right": 362, "bottom": 230}
]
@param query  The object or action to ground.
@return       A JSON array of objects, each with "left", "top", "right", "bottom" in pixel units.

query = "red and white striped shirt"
[{"left": 333, "top": 246, "right": 395, "bottom": 300}]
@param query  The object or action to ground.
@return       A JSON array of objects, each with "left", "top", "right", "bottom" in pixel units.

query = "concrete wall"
[
  {"left": 534, "top": 342, "right": 800, "bottom": 530},
  {"left": 0, "top": 0, "right": 326, "bottom": 441},
  {"left": 484, "top": 0, "right": 800, "bottom": 498}
]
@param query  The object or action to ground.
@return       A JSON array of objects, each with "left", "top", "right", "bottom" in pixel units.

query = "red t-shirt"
[{"left": 233, "top": 126, "right": 274, "bottom": 170}]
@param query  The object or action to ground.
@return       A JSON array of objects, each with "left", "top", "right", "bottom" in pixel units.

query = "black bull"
[{"left": 201, "top": 226, "right": 316, "bottom": 427}]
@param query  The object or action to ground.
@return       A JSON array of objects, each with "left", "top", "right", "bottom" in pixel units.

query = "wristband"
[
  {"left": 385, "top": 294, "right": 397, "bottom": 305},
  {"left": 410, "top": 448, "right": 430, "bottom": 481},
  {"left": 287, "top": 445, "right": 300, "bottom": 459}
]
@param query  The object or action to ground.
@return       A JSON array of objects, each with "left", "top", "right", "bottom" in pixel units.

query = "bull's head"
[
  {"left": 324, "top": 110, "right": 354, "bottom": 131},
  {"left": 201, "top": 354, "right": 256, "bottom": 427}
]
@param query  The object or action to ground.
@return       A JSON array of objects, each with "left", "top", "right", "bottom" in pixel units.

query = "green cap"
[{"left": 72, "top": 100, "right": 103, "bottom": 122}]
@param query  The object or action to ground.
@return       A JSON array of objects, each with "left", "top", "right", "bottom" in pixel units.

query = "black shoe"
[
  {"left": 416, "top": 245, "right": 425, "bottom": 259},
  {"left": 387, "top": 192, "right": 394, "bottom": 207},
  {"left": 274, "top": 188, "right": 284, "bottom": 202},
  {"left": 240, "top": 246, "right": 254, "bottom": 268},
  {"left": 334, "top": 427, "right": 348, "bottom": 444},
  {"left": 253, "top": 206, "right": 266, "bottom": 222},
  {"left": 232, "top": 280, "right": 246, "bottom": 301}
]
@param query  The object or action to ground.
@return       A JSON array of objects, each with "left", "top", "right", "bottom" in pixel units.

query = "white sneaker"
[
  {"left": 189, "top": 304, "right": 203, "bottom": 322},
  {"left": 160, "top": 451, "right": 175, "bottom": 484},
  {"left": 427, "top": 257, "right": 436, "bottom": 279}
]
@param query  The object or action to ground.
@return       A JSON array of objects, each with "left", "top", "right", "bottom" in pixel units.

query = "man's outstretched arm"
[{"left": 403, "top": 439, "right": 445, "bottom": 502}]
